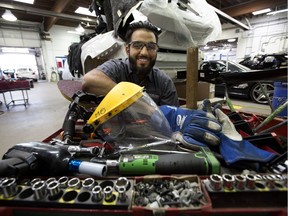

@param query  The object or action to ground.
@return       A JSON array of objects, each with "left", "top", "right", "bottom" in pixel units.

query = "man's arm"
[{"left": 82, "top": 69, "right": 116, "bottom": 96}]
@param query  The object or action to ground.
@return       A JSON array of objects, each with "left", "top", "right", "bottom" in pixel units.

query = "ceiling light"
[
  {"left": 267, "top": 8, "right": 288, "bottom": 15},
  {"left": 2, "top": 47, "right": 29, "bottom": 53},
  {"left": 75, "top": 7, "right": 96, "bottom": 17},
  {"left": 2, "top": 10, "right": 17, "bottom": 22},
  {"left": 75, "top": 24, "right": 85, "bottom": 33},
  {"left": 13, "top": 0, "right": 34, "bottom": 4},
  {"left": 252, "top": 8, "right": 271, "bottom": 16},
  {"left": 203, "top": 46, "right": 210, "bottom": 50},
  {"left": 212, "top": 48, "right": 218, "bottom": 51},
  {"left": 227, "top": 38, "right": 236, "bottom": 42},
  {"left": 67, "top": 31, "right": 83, "bottom": 35}
]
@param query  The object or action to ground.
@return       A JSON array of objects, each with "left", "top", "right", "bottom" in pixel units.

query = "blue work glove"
[
  {"left": 159, "top": 105, "right": 222, "bottom": 150},
  {"left": 215, "top": 108, "right": 277, "bottom": 167},
  {"left": 160, "top": 105, "right": 277, "bottom": 170}
]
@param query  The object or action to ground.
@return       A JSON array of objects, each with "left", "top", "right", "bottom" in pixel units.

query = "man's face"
[{"left": 125, "top": 29, "right": 158, "bottom": 77}]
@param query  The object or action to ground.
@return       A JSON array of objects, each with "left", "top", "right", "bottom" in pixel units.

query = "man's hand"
[{"left": 159, "top": 105, "right": 222, "bottom": 150}]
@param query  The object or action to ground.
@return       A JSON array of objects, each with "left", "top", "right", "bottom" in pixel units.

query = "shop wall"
[
  {"left": 219, "top": 12, "right": 287, "bottom": 62},
  {"left": 41, "top": 25, "right": 83, "bottom": 81},
  {"left": 0, "top": 12, "right": 286, "bottom": 81},
  {"left": 0, "top": 24, "right": 92, "bottom": 82}
]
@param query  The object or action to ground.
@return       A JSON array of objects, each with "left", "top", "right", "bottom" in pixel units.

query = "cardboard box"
[{"left": 174, "top": 80, "right": 215, "bottom": 101}]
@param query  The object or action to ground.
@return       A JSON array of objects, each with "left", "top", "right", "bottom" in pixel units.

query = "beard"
[{"left": 129, "top": 55, "right": 156, "bottom": 77}]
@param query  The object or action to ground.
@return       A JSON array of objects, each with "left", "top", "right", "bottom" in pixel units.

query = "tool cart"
[{"left": 0, "top": 80, "right": 286, "bottom": 216}]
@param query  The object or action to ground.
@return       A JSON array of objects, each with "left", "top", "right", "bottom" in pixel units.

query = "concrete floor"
[{"left": 0, "top": 81, "right": 272, "bottom": 158}]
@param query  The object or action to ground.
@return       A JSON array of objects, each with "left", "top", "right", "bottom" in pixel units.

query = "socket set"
[
  {"left": 203, "top": 173, "right": 288, "bottom": 208},
  {"left": 0, "top": 176, "right": 133, "bottom": 209}
]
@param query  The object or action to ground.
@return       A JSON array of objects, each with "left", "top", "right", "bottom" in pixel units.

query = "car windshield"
[
  {"left": 214, "top": 61, "right": 251, "bottom": 72},
  {"left": 227, "top": 61, "right": 251, "bottom": 72}
]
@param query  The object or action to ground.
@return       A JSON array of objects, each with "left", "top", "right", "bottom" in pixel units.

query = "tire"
[{"left": 249, "top": 83, "right": 274, "bottom": 104}]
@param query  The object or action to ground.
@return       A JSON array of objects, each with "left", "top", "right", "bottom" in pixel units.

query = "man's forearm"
[{"left": 82, "top": 69, "right": 116, "bottom": 96}]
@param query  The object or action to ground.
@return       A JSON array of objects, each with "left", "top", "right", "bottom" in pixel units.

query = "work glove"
[
  {"left": 215, "top": 108, "right": 277, "bottom": 168},
  {"left": 160, "top": 105, "right": 277, "bottom": 170},
  {"left": 159, "top": 105, "right": 222, "bottom": 150}
]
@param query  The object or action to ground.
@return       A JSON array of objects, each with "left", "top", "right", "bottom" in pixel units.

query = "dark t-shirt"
[{"left": 97, "top": 58, "right": 179, "bottom": 106}]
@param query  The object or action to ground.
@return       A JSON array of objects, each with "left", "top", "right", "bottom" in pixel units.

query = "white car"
[{"left": 15, "top": 67, "right": 38, "bottom": 81}]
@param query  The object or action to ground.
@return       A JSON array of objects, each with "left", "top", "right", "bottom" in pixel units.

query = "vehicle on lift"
[
  {"left": 239, "top": 53, "right": 287, "bottom": 70},
  {"left": 199, "top": 60, "right": 274, "bottom": 104},
  {"left": 15, "top": 67, "right": 38, "bottom": 82}
]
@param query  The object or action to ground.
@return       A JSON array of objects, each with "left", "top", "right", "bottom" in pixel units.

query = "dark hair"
[{"left": 125, "top": 21, "right": 161, "bottom": 44}]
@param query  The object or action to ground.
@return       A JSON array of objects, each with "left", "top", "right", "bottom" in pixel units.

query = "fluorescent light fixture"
[
  {"left": 204, "top": 46, "right": 210, "bottom": 50},
  {"left": 212, "top": 48, "right": 218, "bottom": 51},
  {"left": 13, "top": 0, "right": 34, "bottom": 4},
  {"left": 227, "top": 38, "right": 236, "bottom": 42},
  {"left": 252, "top": 8, "right": 271, "bottom": 16},
  {"left": 2, "top": 10, "right": 17, "bottom": 22},
  {"left": 2, "top": 47, "right": 29, "bottom": 53},
  {"left": 75, "top": 24, "right": 85, "bottom": 33},
  {"left": 267, "top": 8, "right": 288, "bottom": 15},
  {"left": 67, "top": 31, "right": 83, "bottom": 35},
  {"left": 75, "top": 7, "right": 96, "bottom": 17}
]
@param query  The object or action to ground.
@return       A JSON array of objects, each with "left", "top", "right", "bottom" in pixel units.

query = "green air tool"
[{"left": 100, "top": 148, "right": 221, "bottom": 176}]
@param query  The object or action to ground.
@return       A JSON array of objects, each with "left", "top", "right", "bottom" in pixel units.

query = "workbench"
[{"left": 0, "top": 80, "right": 31, "bottom": 109}]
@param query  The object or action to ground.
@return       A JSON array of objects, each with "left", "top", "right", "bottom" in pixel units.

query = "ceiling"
[{"left": 0, "top": 0, "right": 287, "bottom": 33}]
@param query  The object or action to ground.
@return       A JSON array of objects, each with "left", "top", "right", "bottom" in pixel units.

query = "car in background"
[
  {"left": 199, "top": 60, "right": 274, "bottom": 104},
  {"left": 15, "top": 67, "right": 38, "bottom": 81},
  {"left": 239, "top": 53, "right": 287, "bottom": 70},
  {"left": 2, "top": 69, "right": 16, "bottom": 78}
]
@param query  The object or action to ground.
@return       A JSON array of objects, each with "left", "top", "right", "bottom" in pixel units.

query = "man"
[{"left": 82, "top": 21, "right": 179, "bottom": 106}]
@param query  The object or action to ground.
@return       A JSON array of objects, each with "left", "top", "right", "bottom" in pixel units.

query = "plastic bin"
[{"left": 272, "top": 82, "right": 287, "bottom": 117}]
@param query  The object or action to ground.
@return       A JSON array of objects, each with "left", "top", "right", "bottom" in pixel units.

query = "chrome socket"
[
  {"left": 47, "top": 180, "right": 60, "bottom": 197},
  {"left": 115, "top": 177, "right": 129, "bottom": 192},
  {"left": 103, "top": 186, "right": 113, "bottom": 202},
  {"left": 223, "top": 174, "right": 234, "bottom": 190},
  {"left": 264, "top": 175, "right": 275, "bottom": 188},
  {"left": 1, "top": 178, "right": 17, "bottom": 198},
  {"left": 45, "top": 177, "right": 56, "bottom": 187},
  {"left": 58, "top": 176, "right": 69, "bottom": 188},
  {"left": 246, "top": 174, "right": 256, "bottom": 189},
  {"left": 82, "top": 178, "right": 95, "bottom": 190},
  {"left": 92, "top": 185, "right": 103, "bottom": 202},
  {"left": 30, "top": 178, "right": 41, "bottom": 186},
  {"left": 32, "top": 180, "right": 46, "bottom": 200},
  {"left": 234, "top": 175, "right": 246, "bottom": 190},
  {"left": 68, "top": 177, "right": 81, "bottom": 189},
  {"left": 117, "top": 186, "right": 127, "bottom": 202},
  {"left": 209, "top": 174, "right": 223, "bottom": 191}
]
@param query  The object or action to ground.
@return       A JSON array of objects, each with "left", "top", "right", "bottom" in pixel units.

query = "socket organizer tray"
[
  {"left": 0, "top": 176, "right": 134, "bottom": 209},
  {"left": 132, "top": 175, "right": 212, "bottom": 215},
  {"left": 203, "top": 173, "right": 288, "bottom": 208}
]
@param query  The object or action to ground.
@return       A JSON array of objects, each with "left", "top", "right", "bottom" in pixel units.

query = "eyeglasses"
[{"left": 129, "top": 41, "right": 159, "bottom": 51}]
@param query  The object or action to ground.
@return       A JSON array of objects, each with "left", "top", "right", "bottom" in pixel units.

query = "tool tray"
[
  {"left": 202, "top": 173, "right": 287, "bottom": 208},
  {"left": 132, "top": 175, "right": 211, "bottom": 216},
  {"left": 0, "top": 176, "right": 134, "bottom": 210}
]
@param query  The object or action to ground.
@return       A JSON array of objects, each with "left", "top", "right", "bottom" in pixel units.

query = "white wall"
[
  {"left": 0, "top": 25, "right": 93, "bottom": 81},
  {"left": 219, "top": 13, "right": 287, "bottom": 62},
  {"left": 41, "top": 26, "right": 83, "bottom": 81}
]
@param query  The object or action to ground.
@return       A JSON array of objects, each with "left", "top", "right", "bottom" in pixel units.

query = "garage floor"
[{"left": 0, "top": 81, "right": 272, "bottom": 158}]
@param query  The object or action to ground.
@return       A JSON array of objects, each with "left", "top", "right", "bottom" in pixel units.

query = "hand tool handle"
[{"left": 118, "top": 150, "right": 220, "bottom": 175}]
